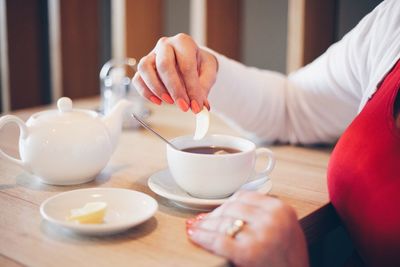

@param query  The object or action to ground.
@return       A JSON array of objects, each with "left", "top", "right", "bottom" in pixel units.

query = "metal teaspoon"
[{"left": 131, "top": 113, "right": 180, "bottom": 151}]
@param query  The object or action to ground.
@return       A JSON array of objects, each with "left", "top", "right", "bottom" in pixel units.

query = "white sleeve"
[{"left": 207, "top": 0, "right": 399, "bottom": 145}]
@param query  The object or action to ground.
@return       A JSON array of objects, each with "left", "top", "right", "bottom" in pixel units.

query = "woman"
[{"left": 133, "top": 0, "right": 400, "bottom": 266}]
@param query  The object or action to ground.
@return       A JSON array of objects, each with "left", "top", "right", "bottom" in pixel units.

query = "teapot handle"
[{"left": 0, "top": 115, "right": 28, "bottom": 168}]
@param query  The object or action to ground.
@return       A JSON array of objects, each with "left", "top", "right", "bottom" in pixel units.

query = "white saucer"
[
  {"left": 148, "top": 169, "right": 272, "bottom": 211},
  {"left": 40, "top": 188, "right": 158, "bottom": 236}
]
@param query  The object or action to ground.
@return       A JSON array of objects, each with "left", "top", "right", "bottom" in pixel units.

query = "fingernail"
[
  {"left": 149, "top": 95, "right": 161, "bottom": 105},
  {"left": 186, "top": 218, "right": 195, "bottom": 227},
  {"left": 195, "top": 213, "right": 208, "bottom": 221},
  {"left": 204, "top": 99, "right": 210, "bottom": 111},
  {"left": 177, "top": 98, "right": 189, "bottom": 112},
  {"left": 191, "top": 100, "right": 201, "bottom": 114},
  {"left": 161, "top": 93, "right": 174, "bottom": 104},
  {"left": 186, "top": 228, "right": 194, "bottom": 236}
]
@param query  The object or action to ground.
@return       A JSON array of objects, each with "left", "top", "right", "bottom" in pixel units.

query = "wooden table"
[{"left": 0, "top": 98, "right": 337, "bottom": 267}]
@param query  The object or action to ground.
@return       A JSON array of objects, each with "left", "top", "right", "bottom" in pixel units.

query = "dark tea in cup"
[{"left": 182, "top": 146, "right": 241, "bottom": 155}]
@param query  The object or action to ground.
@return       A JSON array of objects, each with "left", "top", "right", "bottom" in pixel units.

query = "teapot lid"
[{"left": 30, "top": 97, "right": 98, "bottom": 123}]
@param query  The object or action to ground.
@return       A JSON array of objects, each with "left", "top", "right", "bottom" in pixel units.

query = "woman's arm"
[
  {"left": 133, "top": 1, "right": 400, "bottom": 144},
  {"left": 208, "top": 0, "right": 398, "bottom": 144}
]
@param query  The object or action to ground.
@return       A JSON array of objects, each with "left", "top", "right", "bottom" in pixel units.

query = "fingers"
[
  {"left": 231, "top": 191, "right": 299, "bottom": 231},
  {"left": 194, "top": 216, "right": 239, "bottom": 234},
  {"left": 192, "top": 216, "right": 256, "bottom": 239},
  {"left": 187, "top": 208, "right": 257, "bottom": 264},
  {"left": 207, "top": 201, "right": 265, "bottom": 224},
  {"left": 170, "top": 34, "right": 204, "bottom": 113},
  {"left": 186, "top": 192, "right": 307, "bottom": 267},
  {"left": 136, "top": 53, "right": 174, "bottom": 104},
  {"left": 198, "top": 49, "right": 217, "bottom": 97},
  {"left": 132, "top": 72, "right": 161, "bottom": 105},
  {"left": 196, "top": 50, "right": 216, "bottom": 111},
  {"left": 232, "top": 191, "right": 288, "bottom": 213},
  {"left": 154, "top": 39, "right": 191, "bottom": 108},
  {"left": 188, "top": 227, "right": 237, "bottom": 259},
  {"left": 134, "top": 34, "right": 217, "bottom": 113}
]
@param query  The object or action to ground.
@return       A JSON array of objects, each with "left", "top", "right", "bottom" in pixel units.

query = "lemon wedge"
[
  {"left": 194, "top": 107, "right": 210, "bottom": 140},
  {"left": 68, "top": 202, "right": 107, "bottom": 224}
]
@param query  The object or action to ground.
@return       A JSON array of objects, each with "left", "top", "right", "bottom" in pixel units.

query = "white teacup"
[{"left": 166, "top": 134, "right": 275, "bottom": 199}]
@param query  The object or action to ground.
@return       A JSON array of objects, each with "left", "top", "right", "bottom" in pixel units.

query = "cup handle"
[
  {"left": 0, "top": 115, "right": 28, "bottom": 168},
  {"left": 249, "top": 147, "right": 276, "bottom": 182}
]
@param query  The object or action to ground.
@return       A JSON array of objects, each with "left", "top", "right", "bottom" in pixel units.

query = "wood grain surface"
[{"left": 0, "top": 98, "right": 336, "bottom": 266}]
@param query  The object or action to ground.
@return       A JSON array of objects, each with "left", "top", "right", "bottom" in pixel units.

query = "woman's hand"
[
  {"left": 186, "top": 191, "right": 309, "bottom": 267},
  {"left": 132, "top": 33, "right": 218, "bottom": 113}
]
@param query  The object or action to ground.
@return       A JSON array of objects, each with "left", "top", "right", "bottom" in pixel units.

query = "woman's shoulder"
[{"left": 352, "top": 0, "right": 400, "bottom": 111}]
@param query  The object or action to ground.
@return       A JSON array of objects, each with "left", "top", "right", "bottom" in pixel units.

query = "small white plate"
[
  {"left": 148, "top": 169, "right": 272, "bottom": 211},
  {"left": 40, "top": 188, "right": 158, "bottom": 235}
]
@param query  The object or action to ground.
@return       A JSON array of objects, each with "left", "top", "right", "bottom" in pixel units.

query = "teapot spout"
[{"left": 102, "top": 99, "right": 133, "bottom": 151}]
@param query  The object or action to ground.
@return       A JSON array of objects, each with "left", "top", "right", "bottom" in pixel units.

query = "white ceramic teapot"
[{"left": 0, "top": 97, "right": 133, "bottom": 185}]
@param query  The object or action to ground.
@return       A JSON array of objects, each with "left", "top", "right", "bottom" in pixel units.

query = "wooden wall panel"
[
  {"left": 99, "top": 0, "right": 112, "bottom": 66},
  {"left": 303, "top": 0, "right": 336, "bottom": 65},
  {"left": 206, "top": 0, "right": 241, "bottom": 61},
  {"left": 6, "top": 0, "right": 49, "bottom": 110},
  {"left": 287, "top": 0, "right": 336, "bottom": 72},
  {"left": 60, "top": 0, "right": 101, "bottom": 99},
  {"left": 125, "top": 0, "right": 163, "bottom": 60},
  {"left": 0, "top": 50, "right": 3, "bottom": 112}
]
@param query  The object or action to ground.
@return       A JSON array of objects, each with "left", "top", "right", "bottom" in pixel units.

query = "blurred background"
[{"left": 0, "top": 0, "right": 383, "bottom": 113}]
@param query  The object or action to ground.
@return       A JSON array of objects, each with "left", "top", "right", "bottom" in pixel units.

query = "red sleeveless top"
[{"left": 328, "top": 59, "right": 400, "bottom": 266}]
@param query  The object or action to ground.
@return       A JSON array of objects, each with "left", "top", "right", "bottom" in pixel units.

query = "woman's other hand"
[
  {"left": 132, "top": 33, "right": 218, "bottom": 113},
  {"left": 186, "top": 191, "right": 309, "bottom": 267}
]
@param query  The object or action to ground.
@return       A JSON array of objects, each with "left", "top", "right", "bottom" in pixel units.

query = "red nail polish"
[
  {"left": 177, "top": 98, "right": 189, "bottom": 112},
  {"left": 186, "top": 218, "right": 195, "bottom": 227},
  {"left": 161, "top": 93, "right": 174, "bottom": 104},
  {"left": 195, "top": 213, "right": 208, "bottom": 221},
  {"left": 187, "top": 228, "right": 194, "bottom": 236},
  {"left": 149, "top": 95, "right": 161, "bottom": 105},
  {"left": 191, "top": 100, "right": 201, "bottom": 114}
]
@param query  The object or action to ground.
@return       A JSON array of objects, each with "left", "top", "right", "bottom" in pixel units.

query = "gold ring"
[{"left": 225, "top": 219, "right": 245, "bottom": 238}]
